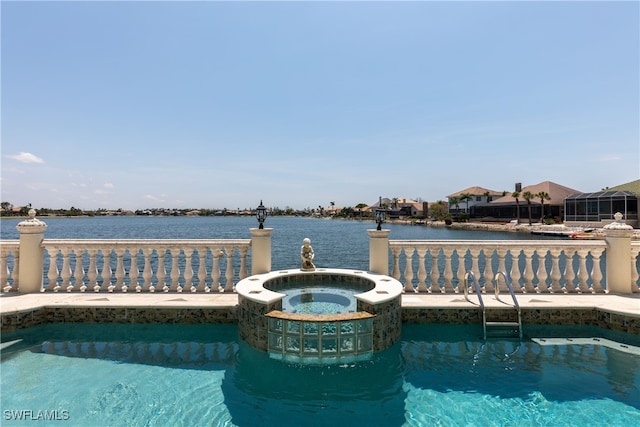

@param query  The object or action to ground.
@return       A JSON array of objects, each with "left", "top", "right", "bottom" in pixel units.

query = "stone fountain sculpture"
[{"left": 300, "top": 238, "right": 316, "bottom": 271}]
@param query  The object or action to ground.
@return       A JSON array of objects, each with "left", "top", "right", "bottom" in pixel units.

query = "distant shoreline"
[
  {"left": 388, "top": 219, "right": 640, "bottom": 240},
  {"left": 3, "top": 215, "right": 638, "bottom": 239}
]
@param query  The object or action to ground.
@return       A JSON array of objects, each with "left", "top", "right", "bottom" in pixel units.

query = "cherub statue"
[{"left": 300, "top": 238, "right": 316, "bottom": 271}]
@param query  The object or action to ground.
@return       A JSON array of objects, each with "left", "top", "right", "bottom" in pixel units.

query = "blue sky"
[{"left": 2, "top": 1, "right": 638, "bottom": 211}]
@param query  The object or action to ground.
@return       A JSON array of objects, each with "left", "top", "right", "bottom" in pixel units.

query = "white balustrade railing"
[
  {"left": 1, "top": 240, "right": 20, "bottom": 292},
  {"left": 632, "top": 241, "right": 640, "bottom": 291},
  {"left": 37, "top": 239, "right": 251, "bottom": 293},
  {"left": 3, "top": 235, "right": 640, "bottom": 295},
  {"left": 389, "top": 240, "right": 623, "bottom": 294}
]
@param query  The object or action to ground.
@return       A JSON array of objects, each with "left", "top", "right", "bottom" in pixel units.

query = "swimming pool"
[{"left": 1, "top": 323, "right": 639, "bottom": 426}]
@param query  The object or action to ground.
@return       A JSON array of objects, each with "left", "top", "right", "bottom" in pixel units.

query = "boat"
[
  {"left": 569, "top": 229, "right": 599, "bottom": 240},
  {"left": 530, "top": 230, "right": 573, "bottom": 238}
]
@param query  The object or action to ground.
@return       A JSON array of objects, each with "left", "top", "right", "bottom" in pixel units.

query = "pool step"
[
  {"left": 486, "top": 321, "right": 520, "bottom": 327},
  {"left": 485, "top": 318, "right": 522, "bottom": 339},
  {"left": 486, "top": 321, "right": 521, "bottom": 338}
]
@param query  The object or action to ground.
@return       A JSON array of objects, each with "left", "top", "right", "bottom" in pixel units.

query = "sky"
[{"left": 1, "top": 0, "right": 639, "bottom": 211}]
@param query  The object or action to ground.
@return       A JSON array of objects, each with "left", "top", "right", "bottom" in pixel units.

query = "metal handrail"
[
  {"left": 493, "top": 271, "right": 523, "bottom": 339},
  {"left": 464, "top": 271, "right": 486, "bottom": 339},
  {"left": 493, "top": 271, "right": 520, "bottom": 311},
  {"left": 463, "top": 271, "right": 484, "bottom": 307}
]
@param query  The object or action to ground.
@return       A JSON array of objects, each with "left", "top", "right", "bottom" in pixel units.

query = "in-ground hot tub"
[{"left": 236, "top": 268, "right": 403, "bottom": 364}]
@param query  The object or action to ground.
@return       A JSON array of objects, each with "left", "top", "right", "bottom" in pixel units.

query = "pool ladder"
[{"left": 464, "top": 271, "right": 522, "bottom": 340}]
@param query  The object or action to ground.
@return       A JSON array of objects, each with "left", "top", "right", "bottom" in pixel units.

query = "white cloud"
[
  {"left": 599, "top": 155, "right": 621, "bottom": 162},
  {"left": 145, "top": 194, "right": 166, "bottom": 202},
  {"left": 6, "top": 152, "right": 45, "bottom": 164},
  {"left": 94, "top": 183, "right": 114, "bottom": 195}
]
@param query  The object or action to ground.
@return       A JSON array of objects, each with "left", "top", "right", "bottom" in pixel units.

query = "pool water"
[
  {"left": 1, "top": 323, "right": 639, "bottom": 426},
  {"left": 281, "top": 286, "right": 358, "bottom": 314}
]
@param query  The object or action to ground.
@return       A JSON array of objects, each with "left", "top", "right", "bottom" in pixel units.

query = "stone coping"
[
  {"left": 235, "top": 268, "right": 403, "bottom": 306},
  {"left": 265, "top": 310, "right": 375, "bottom": 322},
  {"left": 0, "top": 292, "right": 240, "bottom": 315},
  {"left": 1, "top": 292, "right": 637, "bottom": 319},
  {"left": 400, "top": 293, "right": 640, "bottom": 318}
]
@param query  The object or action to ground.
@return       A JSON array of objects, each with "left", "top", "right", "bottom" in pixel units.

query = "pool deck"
[{"left": 1, "top": 292, "right": 638, "bottom": 316}]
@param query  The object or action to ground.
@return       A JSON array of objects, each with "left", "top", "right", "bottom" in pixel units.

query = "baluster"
[
  {"left": 74, "top": 250, "right": 86, "bottom": 292},
  {"left": 442, "top": 248, "right": 455, "bottom": 293},
  {"left": 169, "top": 248, "right": 181, "bottom": 292},
  {"left": 12, "top": 252, "right": 20, "bottom": 290},
  {"left": 114, "top": 248, "right": 126, "bottom": 292},
  {"left": 403, "top": 247, "right": 415, "bottom": 293},
  {"left": 576, "top": 249, "right": 590, "bottom": 293},
  {"left": 212, "top": 247, "right": 222, "bottom": 292},
  {"left": 193, "top": 247, "right": 206, "bottom": 292},
  {"left": 48, "top": 249, "right": 61, "bottom": 292},
  {"left": 59, "top": 247, "right": 73, "bottom": 292},
  {"left": 536, "top": 250, "right": 549, "bottom": 293},
  {"left": 549, "top": 248, "right": 562, "bottom": 293},
  {"left": 522, "top": 248, "right": 536, "bottom": 293},
  {"left": 141, "top": 248, "right": 154, "bottom": 292},
  {"left": 631, "top": 246, "right": 640, "bottom": 293},
  {"left": 129, "top": 249, "right": 140, "bottom": 292},
  {"left": 483, "top": 249, "right": 494, "bottom": 293},
  {"left": 96, "top": 249, "right": 109, "bottom": 291},
  {"left": 591, "top": 248, "right": 604, "bottom": 293},
  {"left": 238, "top": 245, "right": 249, "bottom": 281},
  {"left": 203, "top": 248, "right": 213, "bottom": 292},
  {"left": 469, "top": 248, "right": 482, "bottom": 291},
  {"left": 496, "top": 248, "right": 508, "bottom": 279},
  {"left": 88, "top": 248, "right": 99, "bottom": 292},
  {"left": 416, "top": 247, "right": 428, "bottom": 293},
  {"left": 429, "top": 248, "right": 439, "bottom": 293},
  {"left": 224, "top": 247, "right": 235, "bottom": 292},
  {"left": 102, "top": 249, "right": 115, "bottom": 292},
  {"left": 391, "top": 246, "right": 402, "bottom": 281},
  {"left": 563, "top": 248, "right": 577, "bottom": 293},
  {"left": 509, "top": 249, "right": 523, "bottom": 292},
  {"left": 156, "top": 248, "right": 167, "bottom": 292},
  {"left": 0, "top": 249, "right": 10, "bottom": 292},
  {"left": 454, "top": 248, "right": 466, "bottom": 293},
  {"left": 183, "top": 249, "right": 194, "bottom": 292}
]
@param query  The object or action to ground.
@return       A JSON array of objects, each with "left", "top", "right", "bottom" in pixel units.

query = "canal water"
[{"left": 1, "top": 215, "right": 551, "bottom": 272}]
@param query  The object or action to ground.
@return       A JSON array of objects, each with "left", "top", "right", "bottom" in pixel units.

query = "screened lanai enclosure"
[{"left": 564, "top": 190, "right": 638, "bottom": 227}]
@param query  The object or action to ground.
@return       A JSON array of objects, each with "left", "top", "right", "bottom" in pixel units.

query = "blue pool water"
[
  {"left": 281, "top": 286, "right": 359, "bottom": 314},
  {"left": 2, "top": 324, "right": 639, "bottom": 426}
]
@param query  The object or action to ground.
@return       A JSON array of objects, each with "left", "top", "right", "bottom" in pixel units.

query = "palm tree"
[
  {"left": 459, "top": 193, "right": 473, "bottom": 214},
  {"left": 449, "top": 196, "right": 461, "bottom": 215},
  {"left": 511, "top": 191, "right": 520, "bottom": 224},
  {"left": 1, "top": 201, "right": 11, "bottom": 210},
  {"left": 537, "top": 191, "right": 551, "bottom": 222},
  {"left": 522, "top": 191, "right": 534, "bottom": 225}
]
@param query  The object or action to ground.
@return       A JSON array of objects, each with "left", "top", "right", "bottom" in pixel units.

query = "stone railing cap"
[
  {"left": 603, "top": 212, "right": 633, "bottom": 231},
  {"left": 16, "top": 209, "right": 47, "bottom": 231},
  {"left": 367, "top": 229, "right": 391, "bottom": 237}
]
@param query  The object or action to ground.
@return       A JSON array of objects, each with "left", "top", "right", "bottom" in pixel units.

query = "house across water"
[{"left": 445, "top": 179, "right": 638, "bottom": 228}]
